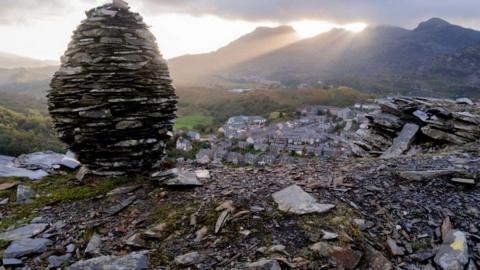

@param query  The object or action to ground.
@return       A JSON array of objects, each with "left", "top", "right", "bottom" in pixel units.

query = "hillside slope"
[
  {"left": 0, "top": 51, "right": 58, "bottom": 69},
  {"left": 169, "top": 18, "right": 480, "bottom": 98},
  {"left": 168, "top": 26, "right": 301, "bottom": 86}
]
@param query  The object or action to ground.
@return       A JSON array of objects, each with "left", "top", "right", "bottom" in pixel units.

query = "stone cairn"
[
  {"left": 48, "top": 0, "right": 177, "bottom": 179},
  {"left": 352, "top": 97, "right": 480, "bottom": 157}
]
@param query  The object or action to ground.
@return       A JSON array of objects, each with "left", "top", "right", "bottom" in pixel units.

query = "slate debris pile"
[
  {"left": 353, "top": 97, "right": 480, "bottom": 157},
  {"left": 48, "top": 1, "right": 177, "bottom": 178}
]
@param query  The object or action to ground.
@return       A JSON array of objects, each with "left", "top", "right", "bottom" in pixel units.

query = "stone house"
[{"left": 176, "top": 138, "right": 193, "bottom": 152}]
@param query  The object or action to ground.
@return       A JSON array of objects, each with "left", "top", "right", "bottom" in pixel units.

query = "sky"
[{"left": 1, "top": 0, "right": 480, "bottom": 61}]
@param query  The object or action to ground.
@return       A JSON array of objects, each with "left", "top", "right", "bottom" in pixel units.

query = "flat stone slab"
[
  {"left": 0, "top": 155, "right": 15, "bottom": 166},
  {"left": 381, "top": 123, "right": 419, "bottom": 159},
  {"left": 14, "top": 151, "right": 80, "bottom": 170},
  {"left": 2, "top": 258, "right": 23, "bottom": 267},
  {"left": 85, "top": 233, "right": 102, "bottom": 255},
  {"left": 395, "top": 170, "right": 458, "bottom": 182},
  {"left": 0, "top": 165, "right": 48, "bottom": 180},
  {"left": 3, "top": 238, "right": 52, "bottom": 258},
  {"left": 0, "top": 223, "right": 48, "bottom": 242},
  {"left": 166, "top": 169, "right": 203, "bottom": 187},
  {"left": 0, "top": 182, "right": 19, "bottom": 191},
  {"left": 107, "top": 185, "right": 140, "bottom": 196},
  {"left": 48, "top": 254, "right": 72, "bottom": 268},
  {"left": 272, "top": 185, "right": 335, "bottom": 214},
  {"left": 16, "top": 185, "right": 37, "bottom": 205},
  {"left": 450, "top": 178, "right": 476, "bottom": 185},
  {"left": 195, "top": 170, "right": 211, "bottom": 179},
  {"left": 174, "top": 252, "right": 203, "bottom": 265},
  {"left": 66, "top": 252, "right": 149, "bottom": 270},
  {"left": 243, "top": 258, "right": 281, "bottom": 270},
  {"left": 105, "top": 196, "right": 136, "bottom": 215}
]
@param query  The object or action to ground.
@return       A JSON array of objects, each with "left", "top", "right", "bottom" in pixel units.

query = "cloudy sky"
[{"left": 1, "top": 0, "right": 480, "bottom": 61}]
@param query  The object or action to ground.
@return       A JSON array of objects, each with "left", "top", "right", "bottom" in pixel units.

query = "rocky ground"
[{"left": 0, "top": 143, "right": 479, "bottom": 269}]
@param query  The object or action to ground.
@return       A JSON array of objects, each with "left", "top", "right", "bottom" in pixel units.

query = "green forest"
[
  {"left": 0, "top": 86, "right": 371, "bottom": 156},
  {"left": 0, "top": 94, "right": 64, "bottom": 156}
]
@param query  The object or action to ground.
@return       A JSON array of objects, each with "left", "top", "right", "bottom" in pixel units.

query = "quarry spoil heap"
[
  {"left": 48, "top": 0, "right": 177, "bottom": 179},
  {"left": 352, "top": 96, "right": 480, "bottom": 157}
]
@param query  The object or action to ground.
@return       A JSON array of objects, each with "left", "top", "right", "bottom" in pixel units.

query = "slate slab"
[
  {"left": 66, "top": 252, "right": 149, "bottom": 270},
  {"left": 0, "top": 223, "right": 48, "bottom": 242},
  {"left": 272, "top": 185, "right": 335, "bottom": 214},
  {"left": 3, "top": 238, "right": 52, "bottom": 258}
]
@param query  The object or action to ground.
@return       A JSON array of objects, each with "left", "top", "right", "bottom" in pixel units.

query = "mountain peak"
[
  {"left": 249, "top": 25, "right": 297, "bottom": 37},
  {"left": 416, "top": 18, "right": 451, "bottom": 30}
]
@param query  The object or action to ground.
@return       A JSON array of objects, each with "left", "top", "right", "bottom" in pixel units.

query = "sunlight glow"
[
  {"left": 344, "top": 23, "right": 368, "bottom": 32},
  {"left": 291, "top": 20, "right": 368, "bottom": 38}
]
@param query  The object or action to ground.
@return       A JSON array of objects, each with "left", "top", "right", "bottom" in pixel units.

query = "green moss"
[
  {"left": 0, "top": 173, "right": 143, "bottom": 231},
  {"left": 294, "top": 203, "right": 362, "bottom": 247},
  {"left": 148, "top": 248, "right": 175, "bottom": 267},
  {"left": 411, "top": 239, "right": 431, "bottom": 251},
  {"left": 0, "top": 239, "right": 8, "bottom": 249},
  {"left": 148, "top": 201, "right": 200, "bottom": 236}
]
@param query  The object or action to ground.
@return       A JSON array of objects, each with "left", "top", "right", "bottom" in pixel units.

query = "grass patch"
[
  {"left": 0, "top": 173, "right": 142, "bottom": 231},
  {"left": 174, "top": 115, "right": 213, "bottom": 130}
]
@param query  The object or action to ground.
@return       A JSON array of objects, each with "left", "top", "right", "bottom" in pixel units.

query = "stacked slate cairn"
[
  {"left": 48, "top": 0, "right": 177, "bottom": 180},
  {"left": 352, "top": 97, "right": 480, "bottom": 158}
]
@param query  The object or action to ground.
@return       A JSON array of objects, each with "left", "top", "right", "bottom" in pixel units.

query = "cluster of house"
[{"left": 174, "top": 103, "right": 378, "bottom": 166}]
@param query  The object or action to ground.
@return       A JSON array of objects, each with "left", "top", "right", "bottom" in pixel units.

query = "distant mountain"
[
  {"left": 0, "top": 51, "right": 58, "bottom": 69},
  {"left": 168, "top": 26, "right": 301, "bottom": 85},
  {"left": 0, "top": 66, "right": 57, "bottom": 98},
  {"left": 169, "top": 18, "right": 480, "bottom": 98}
]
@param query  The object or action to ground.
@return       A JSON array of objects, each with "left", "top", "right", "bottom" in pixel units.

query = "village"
[{"left": 173, "top": 102, "right": 380, "bottom": 166}]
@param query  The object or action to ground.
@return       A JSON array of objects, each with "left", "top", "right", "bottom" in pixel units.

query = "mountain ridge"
[
  {"left": 0, "top": 51, "right": 58, "bottom": 69},
  {"left": 168, "top": 18, "right": 480, "bottom": 97}
]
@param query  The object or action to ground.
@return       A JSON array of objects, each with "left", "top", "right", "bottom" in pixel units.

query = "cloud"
[
  {"left": 138, "top": 0, "right": 480, "bottom": 28},
  {"left": 0, "top": 0, "right": 75, "bottom": 25},
  {"left": 1, "top": 0, "right": 480, "bottom": 29}
]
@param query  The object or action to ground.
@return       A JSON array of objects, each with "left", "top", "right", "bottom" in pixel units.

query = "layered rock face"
[
  {"left": 353, "top": 97, "right": 480, "bottom": 157},
  {"left": 48, "top": 1, "right": 177, "bottom": 178}
]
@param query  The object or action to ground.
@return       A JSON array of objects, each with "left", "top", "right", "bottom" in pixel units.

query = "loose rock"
[
  {"left": 434, "top": 230, "right": 469, "bottom": 270},
  {"left": 67, "top": 252, "right": 149, "bottom": 270},
  {"left": 272, "top": 185, "right": 335, "bottom": 214},
  {"left": 0, "top": 223, "right": 48, "bottom": 242},
  {"left": 3, "top": 238, "right": 52, "bottom": 258},
  {"left": 174, "top": 251, "right": 202, "bottom": 265},
  {"left": 16, "top": 185, "right": 36, "bottom": 204}
]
